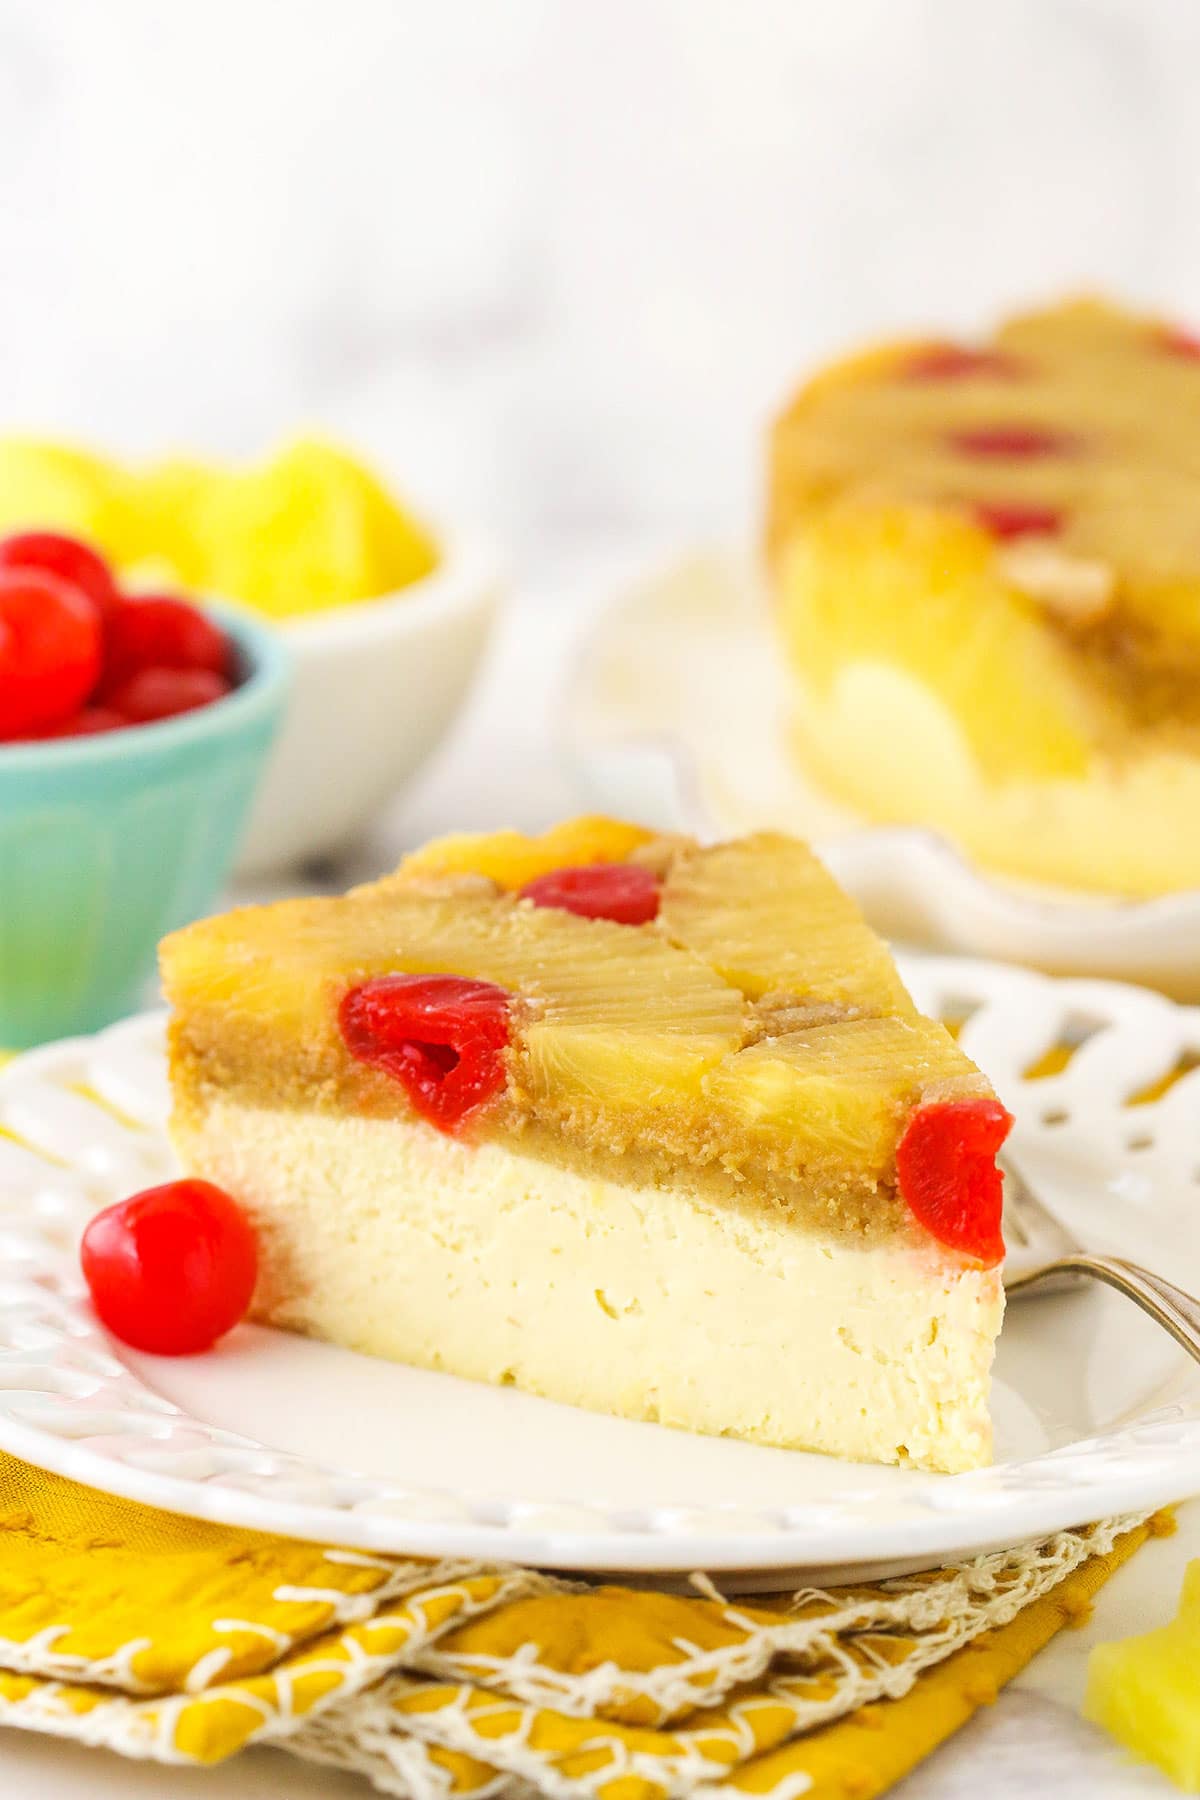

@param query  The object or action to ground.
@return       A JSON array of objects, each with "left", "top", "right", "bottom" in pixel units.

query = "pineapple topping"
[{"left": 162, "top": 819, "right": 1006, "bottom": 1258}]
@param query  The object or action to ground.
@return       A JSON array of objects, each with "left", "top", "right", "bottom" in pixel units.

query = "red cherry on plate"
[
  {"left": 107, "top": 665, "right": 230, "bottom": 724},
  {"left": 340, "top": 974, "right": 512, "bottom": 1134},
  {"left": 103, "top": 594, "right": 232, "bottom": 692},
  {"left": 896, "top": 1098, "right": 1013, "bottom": 1266},
  {"left": 519, "top": 862, "right": 662, "bottom": 924},
  {"left": 81, "top": 1179, "right": 258, "bottom": 1355},
  {"left": 0, "top": 530, "right": 119, "bottom": 618},
  {"left": 972, "top": 501, "right": 1064, "bottom": 541},
  {"left": 0, "top": 569, "right": 103, "bottom": 738}
]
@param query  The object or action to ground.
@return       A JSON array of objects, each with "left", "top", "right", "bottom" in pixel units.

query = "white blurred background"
[{"left": 3, "top": 0, "right": 1198, "bottom": 564}]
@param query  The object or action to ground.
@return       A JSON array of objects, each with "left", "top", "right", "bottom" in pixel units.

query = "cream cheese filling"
[{"left": 174, "top": 1096, "right": 1003, "bottom": 1474}]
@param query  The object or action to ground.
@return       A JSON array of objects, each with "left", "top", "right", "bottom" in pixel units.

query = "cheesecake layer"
[{"left": 172, "top": 1095, "right": 1003, "bottom": 1473}]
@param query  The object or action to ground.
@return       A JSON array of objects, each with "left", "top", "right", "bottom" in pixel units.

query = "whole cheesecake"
[
  {"left": 768, "top": 296, "right": 1200, "bottom": 896},
  {"left": 161, "top": 817, "right": 1010, "bottom": 1473}
]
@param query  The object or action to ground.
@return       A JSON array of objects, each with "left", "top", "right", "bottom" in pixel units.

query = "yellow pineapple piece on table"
[{"left": 1085, "top": 1559, "right": 1200, "bottom": 1790}]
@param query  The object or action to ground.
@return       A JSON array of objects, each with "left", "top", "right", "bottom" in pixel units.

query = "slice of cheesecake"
[
  {"left": 768, "top": 295, "right": 1200, "bottom": 896},
  {"left": 161, "top": 818, "right": 1010, "bottom": 1472}
]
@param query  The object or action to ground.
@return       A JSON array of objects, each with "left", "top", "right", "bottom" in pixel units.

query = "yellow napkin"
[{"left": 0, "top": 1455, "right": 1167, "bottom": 1797}]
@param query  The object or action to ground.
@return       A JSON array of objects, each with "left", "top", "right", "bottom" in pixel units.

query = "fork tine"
[
  {"left": 1002, "top": 1160, "right": 1081, "bottom": 1259},
  {"left": 1001, "top": 1172, "right": 1031, "bottom": 1247},
  {"left": 1000, "top": 1156, "right": 1091, "bottom": 1295}
]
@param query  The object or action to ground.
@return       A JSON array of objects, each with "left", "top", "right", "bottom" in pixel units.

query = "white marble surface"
[{"left": 4, "top": 0, "right": 1200, "bottom": 558}]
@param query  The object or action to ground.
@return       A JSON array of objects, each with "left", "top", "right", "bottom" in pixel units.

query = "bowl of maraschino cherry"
[
  {"left": 0, "top": 529, "right": 243, "bottom": 739},
  {"left": 0, "top": 529, "right": 288, "bottom": 1048}
]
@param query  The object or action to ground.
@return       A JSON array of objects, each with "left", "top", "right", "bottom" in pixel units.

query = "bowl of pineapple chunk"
[{"left": 0, "top": 437, "right": 501, "bottom": 874}]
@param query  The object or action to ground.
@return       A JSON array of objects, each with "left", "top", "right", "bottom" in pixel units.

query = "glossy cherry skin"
[
  {"left": 0, "top": 530, "right": 119, "bottom": 618},
  {"left": 950, "top": 425, "right": 1077, "bottom": 460},
  {"left": 81, "top": 1179, "right": 258, "bottom": 1355},
  {"left": 519, "top": 862, "right": 661, "bottom": 924},
  {"left": 972, "top": 501, "right": 1064, "bottom": 541},
  {"left": 103, "top": 594, "right": 232, "bottom": 692},
  {"left": 106, "top": 665, "right": 231, "bottom": 723},
  {"left": 53, "top": 705, "right": 126, "bottom": 736},
  {"left": 340, "top": 974, "right": 512, "bottom": 1134},
  {"left": 17, "top": 704, "right": 125, "bottom": 741},
  {"left": 0, "top": 569, "right": 103, "bottom": 738},
  {"left": 896, "top": 1098, "right": 1012, "bottom": 1266}
]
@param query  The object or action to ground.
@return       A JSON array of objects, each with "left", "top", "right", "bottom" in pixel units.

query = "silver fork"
[{"left": 1003, "top": 1158, "right": 1200, "bottom": 1363}]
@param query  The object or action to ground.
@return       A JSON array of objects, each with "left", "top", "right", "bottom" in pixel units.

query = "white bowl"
[{"left": 233, "top": 536, "right": 500, "bottom": 876}]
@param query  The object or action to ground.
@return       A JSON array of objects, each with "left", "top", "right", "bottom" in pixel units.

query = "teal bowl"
[{"left": 0, "top": 605, "right": 289, "bottom": 1047}]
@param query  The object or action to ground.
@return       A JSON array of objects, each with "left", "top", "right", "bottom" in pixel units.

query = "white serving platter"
[
  {"left": 1, "top": 955, "right": 1199, "bottom": 1584},
  {"left": 561, "top": 549, "right": 1200, "bottom": 1001}
]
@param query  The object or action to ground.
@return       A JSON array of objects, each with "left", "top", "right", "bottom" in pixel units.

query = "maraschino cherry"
[
  {"left": 81, "top": 1179, "right": 258, "bottom": 1355},
  {"left": 896, "top": 1098, "right": 1012, "bottom": 1266},
  {"left": 340, "top": 974, "right": 512, "bottom": 1134},
  {"left": 0, "top": 569, "right": 103, "bottom": 738},
  {"left": 972, "top": 501, "right": 1064, "bottom": 541},
  {"left": 519, "top": 862, "right": 661, "bottom": 925}
]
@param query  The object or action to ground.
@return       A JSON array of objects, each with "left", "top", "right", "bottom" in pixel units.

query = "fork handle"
[{"left": 1023, "top": 1254, "right": 1200, "bottom": 1364}]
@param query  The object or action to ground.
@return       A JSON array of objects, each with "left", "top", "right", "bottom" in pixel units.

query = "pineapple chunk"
[
  {"left": 776, "top": 505, "right": 1097, "bottom": 783},
  {"left": 704, "top": 1016, "right": 984, "bottom": 1176},
  {"left": 0, "top": 435, "right": 436, "bottom": 612},
  {"left": 126, "top": 457, "right": 216, "bottom": 588},
  {"left": 164, "top": 819, "right": 1001, "bottom": 1190},
  {"left": 660, "top": 833, "right": 913, "bottom": 1014},
  {"left": 0, "top": 437, "right": 135, "bottom": 554},
  {"left": 525, "top": 1026, "right": 730, "bottom": 1113},
  {"left": 397, "top": 818, "right": 656, "bottom": 890},
  {"left": 183, "top": 438, "right": 438, "bottom": 616},
  {"left": 162, "top": 883, "right": 744, "bottom": 1113},
  {"left": 516, "top": 909, "right": 742, "bottom": 1111},
  {"left": 1085, "top": 1560, "right": 1200, "bottom": 1790}
]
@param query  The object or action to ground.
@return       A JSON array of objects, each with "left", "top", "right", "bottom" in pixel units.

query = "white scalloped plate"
[
  {"left": 562, "top": 550, "right": 1200, "bottom": 1001},
  {"left": 2, "top": 955, "right": 1200, "bottom": 1583}
]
